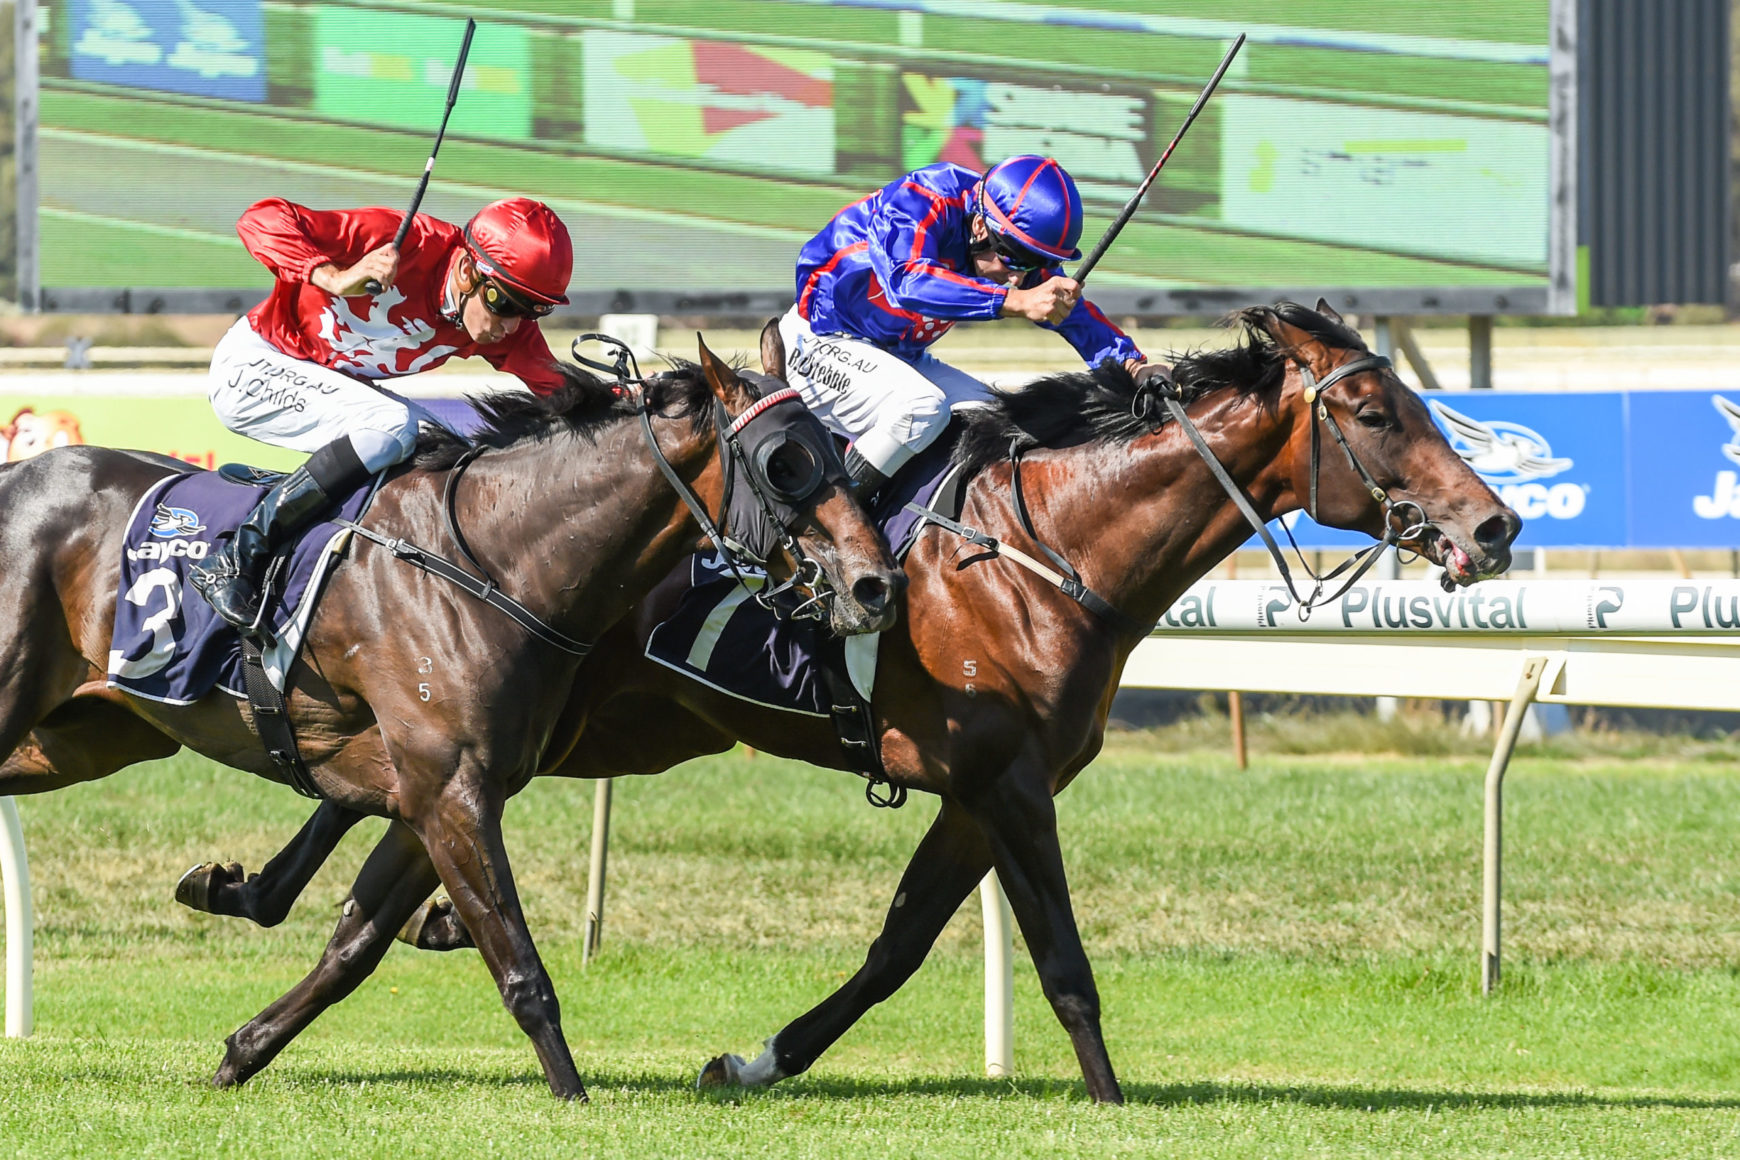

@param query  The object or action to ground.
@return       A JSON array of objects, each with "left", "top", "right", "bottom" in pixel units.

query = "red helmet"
[{"left": 463, "top": 197, "right": 573, "bottom": 306}]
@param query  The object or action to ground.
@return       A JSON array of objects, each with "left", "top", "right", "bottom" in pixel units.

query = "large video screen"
[{"left": 29, "top": 0, "right": 1563, "bottom": 313}]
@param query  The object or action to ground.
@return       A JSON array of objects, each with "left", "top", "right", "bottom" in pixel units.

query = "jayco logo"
[
  {"left": 1691, "top": 397, "right": 1740, "bottom": 519},
  {"left": 148, "top": 503, "right": 206, "bottom": 538},
  {"left": 1429, "top": 400, "right": 1586, "bottom": 520}
]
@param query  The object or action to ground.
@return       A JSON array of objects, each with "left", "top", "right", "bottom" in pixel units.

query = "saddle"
[{"left": 107, "top": 466, "right": 380, "bottom": 797}]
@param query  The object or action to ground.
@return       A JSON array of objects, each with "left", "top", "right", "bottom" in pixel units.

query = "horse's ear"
[
  {"left": 1257, "top": 308, "right": 1328, "bottom": 367},
  {"left": 1315, "top": 298, "right": 1346, "bottom": 327},
  {"left": 696, "top": 334, "right": 744, "bottom": 404},
  {"left": 759, "top": 317, "right": 787, "bottom": 380}
]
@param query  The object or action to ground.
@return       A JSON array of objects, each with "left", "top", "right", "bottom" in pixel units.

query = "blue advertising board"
[
  {"left": 1627, "top": 391, "right": 1740, "bottom": 548},
  {"left": 1271, "top": 389, "right": 1740, "bottom": 551},
  {"left": 69, "top": 0, "right": 265, "bottom": 103}
]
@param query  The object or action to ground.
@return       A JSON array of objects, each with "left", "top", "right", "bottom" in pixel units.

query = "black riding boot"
[
  {"left": 843, "top": 446, "right": 890, "bottom": 503},
  {"left": 189, "top": 466, "right": 333, "bottom": 633}
]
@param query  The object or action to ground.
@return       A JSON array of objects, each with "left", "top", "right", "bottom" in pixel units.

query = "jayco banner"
[{"left": 1277, "top": 388, "right": 1740, "bottom": 550}]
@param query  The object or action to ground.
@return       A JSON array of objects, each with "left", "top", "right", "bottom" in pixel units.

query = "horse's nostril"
[
  {"left": 853, "top": 575, "right": 890, "bottom": 612},
  {"left": 1475, "top": 513, "right": 1517, "bottom": 549}
]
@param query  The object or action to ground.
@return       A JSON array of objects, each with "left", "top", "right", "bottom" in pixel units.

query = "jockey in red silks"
[
  {"left": 190, "top": 196, "right": 573, "bottom": 636},
  {"left": 781, "top": 154, "right": 1171, "bottom": 493}
]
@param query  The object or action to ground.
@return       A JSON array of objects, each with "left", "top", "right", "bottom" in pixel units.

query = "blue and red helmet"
[{"left": 976, "top": 155, "right": 1084, "bottom": 263}]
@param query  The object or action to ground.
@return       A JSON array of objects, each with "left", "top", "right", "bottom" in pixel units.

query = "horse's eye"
[{"left": 1356, "top": 409, "right": 1390, "bottom": 430}]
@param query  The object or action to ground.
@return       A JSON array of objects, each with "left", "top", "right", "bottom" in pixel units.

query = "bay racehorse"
[
  {"left": 181, "top": 302, "right": 1518, "bottom": 1103},
  {"left": 0, "top": 339, "right": 900, "bottom": 1101}
]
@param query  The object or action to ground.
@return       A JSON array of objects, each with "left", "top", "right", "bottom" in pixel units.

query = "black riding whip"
[
  {"left": 364, "top": 18, "right": 478, "bottom": 294},
  {"left": 1072, "top": 32, "right": 1245, "bottom": 285}
]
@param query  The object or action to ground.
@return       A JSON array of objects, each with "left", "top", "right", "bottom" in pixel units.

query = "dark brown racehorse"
[
  {"left": 182, "top": 302, "right": 1519, "bottom": 1103},
  {"left": 0, "top": 339, "right": 899, "bottom": 1102}
]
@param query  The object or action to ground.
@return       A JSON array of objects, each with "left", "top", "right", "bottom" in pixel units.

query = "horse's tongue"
[{"left": 1450, "top": 543, "right": 1473, "bottom": 573}]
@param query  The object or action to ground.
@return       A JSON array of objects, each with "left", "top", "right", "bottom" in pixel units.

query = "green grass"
[{"left": 6, "top": 729, "right": 1740, "bottom": 1156}]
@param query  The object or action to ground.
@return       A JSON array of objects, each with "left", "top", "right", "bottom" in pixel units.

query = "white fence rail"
[{"left": 0, "top": 797, "right": 32, "bottom": 1038}]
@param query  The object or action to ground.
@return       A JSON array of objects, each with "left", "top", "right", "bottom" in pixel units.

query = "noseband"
[
  {"left": 576, "top": 334, "right": 848, "bottom": 622},
  {"left": 1147, "top": 353, "right": 1437, "bottom": 615}
]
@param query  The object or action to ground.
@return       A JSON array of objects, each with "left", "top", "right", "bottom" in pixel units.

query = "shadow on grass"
[
  {"left": 216, "top": 1065, "right": 1740, "bottom": 1111},
  {"left": 706, "top": 1074, "right": 1740, "bottom": 1112}
]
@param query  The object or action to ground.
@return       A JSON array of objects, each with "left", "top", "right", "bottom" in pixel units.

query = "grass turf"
[{"left": 4, "top": 725, "right": 1740, "bottom": 1156}]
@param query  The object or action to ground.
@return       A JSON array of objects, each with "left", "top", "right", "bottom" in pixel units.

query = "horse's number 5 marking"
[
  {"left": 963, "top": 658, "right": 977, "bottom": 698},
  {"left": 418, "top": 683, "right": 432, "bottom": 702}
]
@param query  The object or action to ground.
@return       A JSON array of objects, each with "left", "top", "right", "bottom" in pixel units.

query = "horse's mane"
[
  {"left": 952, "top": 301, "right": 1366, "bottom": 474},
  {"left": 414, "top": 359, "right": 717, "bottom": 470}
]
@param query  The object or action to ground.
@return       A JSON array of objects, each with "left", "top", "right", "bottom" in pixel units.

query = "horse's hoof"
[
  {"left": 397, "top": 897, "right": 471, "bottom": 950},
  {"left": 175, "top": 862, "right": 242, "bottom": 913},
  {"left": 696, "top": 1053, "right": 746, "bottom": 1089}
]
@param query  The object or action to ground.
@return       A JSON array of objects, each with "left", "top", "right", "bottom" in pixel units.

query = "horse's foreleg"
[
  {"left": 972, "top": 760, "right": 1123, "bottom": 1105},
  {"left": 176, "top": 801, "right": 369, "bottom": 926},
  {"left": 214, "top": 819, "right": 439, "bottom": 1088},
  {"left": 412, "top": 777, "right": 587, "bottom": 1102},
  {"left": 699, "top": 800, "right": 990, "bottom": 1090}
]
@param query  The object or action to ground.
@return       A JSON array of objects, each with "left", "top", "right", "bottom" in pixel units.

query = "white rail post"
[
  {"left": 1483, "top": 656, "right": 1547, "bottom": 995},
  {"left": 981, "top": 871, "right": 1014, "bottom": 1077},
  {"left": 0, "top": 797, "right": 33, "bottom": 1037},
  {"left": 582, "top": 779, "right": 612, "bottom": 966}
]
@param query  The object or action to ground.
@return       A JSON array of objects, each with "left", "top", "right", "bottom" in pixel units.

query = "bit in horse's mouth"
[{"left": 1437, "top": 533, "right": 1477, "bottom": 584}]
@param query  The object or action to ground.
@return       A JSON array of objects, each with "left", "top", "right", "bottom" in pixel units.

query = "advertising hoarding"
[
  {"left": 68, "top": 0, "right": 264, "bottom": 102},
  {"left": 28, "top": 0, "right": 1568, "bottom": 314},
  {"left": 584, "top": 31, "right": 836, "bottom": 175},
  {"left": 312, "top": 10, "right": 531, "bottom": 143},
  {"left": 1282, "top": 389, "right": 1740, "bottom": 550}
]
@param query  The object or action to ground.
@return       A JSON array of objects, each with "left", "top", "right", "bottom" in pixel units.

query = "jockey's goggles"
[
  {"left": 992, "top": 236, "right": 1049, "bottom": 273},
  {"left": 973, "top": 215, "right": 1048, "bottom": 273},
  {"left": 479, "top": 277, "right": 556, "bottom": 319}
]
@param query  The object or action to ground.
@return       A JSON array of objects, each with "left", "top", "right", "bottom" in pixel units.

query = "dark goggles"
[
  {"left": 479, "top": 277, "right": 556, "bottom": 320},
  {"left": 992, "top": 235, "right": 1050, "bottom": 272}
]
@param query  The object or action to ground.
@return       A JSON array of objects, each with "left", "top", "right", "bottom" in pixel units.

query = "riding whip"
[
  {"left": 364, "top": 18, "right": 478, "bottom": 294},
  {"left": 1073, "top": 32, "right": 1245, "bottom": 284}
]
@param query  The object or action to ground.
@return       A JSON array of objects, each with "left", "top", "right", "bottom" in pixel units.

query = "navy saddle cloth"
[
  {"left": 106, "top": 468, "right": 376, "bottom": 705},
  {"left": 644, "top": 433, "right": 968, "bottom": 716}
]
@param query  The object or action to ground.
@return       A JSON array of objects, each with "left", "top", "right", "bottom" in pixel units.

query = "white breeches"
[
  {"left": 777, "top": 307, "right": 997, "bottom": 476},
  {"left": 208, "top": 317, "right": 441, "bottom": 473}
]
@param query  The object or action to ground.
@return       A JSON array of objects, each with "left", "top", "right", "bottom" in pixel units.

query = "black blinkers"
[{"left": 720, "top": 387, "right": 849, "bottom": 561}]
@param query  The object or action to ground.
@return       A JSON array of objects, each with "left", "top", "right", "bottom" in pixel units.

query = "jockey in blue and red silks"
[{"left": 780, "top": 154, "right": 1172, "bottom": 493}]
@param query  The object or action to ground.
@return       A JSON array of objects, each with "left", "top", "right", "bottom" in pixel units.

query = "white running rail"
[{"left": 0, "top": 797, "right": 32, "bottom": 1038}]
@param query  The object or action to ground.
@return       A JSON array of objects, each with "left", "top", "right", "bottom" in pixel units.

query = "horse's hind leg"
[
  {"left": 176, "top": 801, "right": 369, "bottom": 926},
  {"left": 215, "top": 819, "right": 440, "bottom": 1088},
  {"left": 699, "top": 799, "right": 991, "bottom": 1090}
]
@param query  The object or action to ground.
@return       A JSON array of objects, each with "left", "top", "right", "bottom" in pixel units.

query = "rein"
[
  {"left": 906, "top": 352, "right": 1439, "bottom": 636},
  {"left": 336, "top": 442, "right": 593, "bottom": 657},
  {"left": 1147, "top": 353, "right": 1434, "bottom": 614},
  {"left": 583, "top": 332, "right": 841, "bottom": 622}
]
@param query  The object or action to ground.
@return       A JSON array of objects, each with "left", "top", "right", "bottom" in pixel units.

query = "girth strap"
[
  {"left": 239, "top": 636, "right": 322, "bottom": 800},
  {"left": 794, "top": 620, "right": 906, "bottom": 809}
]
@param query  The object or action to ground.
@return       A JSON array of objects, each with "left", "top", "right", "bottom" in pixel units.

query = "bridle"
[
  {"left": 1142, "top": 352, "right": 1437, "bottom": 615},
  {"left": 574, "top": 335, "right": 849, "bottom": 622}
]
